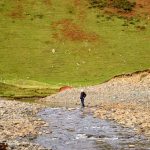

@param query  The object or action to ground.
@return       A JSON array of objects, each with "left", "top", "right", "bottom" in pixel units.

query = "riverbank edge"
[
  {"left": 91, "top": 100, "right": 150, "bottom": 139},
  {"left": 0, "top": 99, "right": 48, "bottom": 150}
]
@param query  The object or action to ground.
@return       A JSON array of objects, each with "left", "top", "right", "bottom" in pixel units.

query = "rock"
[
  {"left": 128, "top": 144, "right": 135, "bottom": 148},
  {"left": 0, "top": 142, "right": 8, "bottom": 150},
  {"left": 68, "top": 108, "right": 76, "bottom": 111},
  {"left": 39, "top": 132, "right": 42, "bottom": 135},
  {"left": 20, "top": 142, "right": 30, "bottom": 147},
  {"left": 43, "top": 123, "right": 49, "bottom": 127},
  {"left": 66, "top": 128, "right": 75, "bottom": 132},
  {"left": 86, "top": 134, "right": 93, "bottom": 138}
]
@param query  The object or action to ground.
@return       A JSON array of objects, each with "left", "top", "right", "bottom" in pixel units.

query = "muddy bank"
[
  {"left": 41, "top": 69, "right": 150, "bottom": 137},
  {"left": 0, "top": 99, "right": 47, "bottom": 150}
]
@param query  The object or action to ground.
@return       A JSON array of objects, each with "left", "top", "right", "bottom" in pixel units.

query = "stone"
[
  {"left": 68, "top": 108, "right": 76, "bottom": 111},
  {"left": 66, "top": 128, "right": 75, "bottom": 132},
  {"left": 128, "top": 144, "right": 135, "bottom": 148},
  {"left": 0, "top": 143, "right": 8, "bottom": 150}
]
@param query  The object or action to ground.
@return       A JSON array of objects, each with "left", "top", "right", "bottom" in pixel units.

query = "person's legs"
[{"left": 81, "top": 98, "right": 85, "bottom": 107}]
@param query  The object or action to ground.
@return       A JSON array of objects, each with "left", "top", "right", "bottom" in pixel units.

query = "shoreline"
[
  {"left": 0, "top": 99, "right": 46, "bottom": 150},
  {"left": 92, "top": 100, "right": 150, "bottom": 138}
]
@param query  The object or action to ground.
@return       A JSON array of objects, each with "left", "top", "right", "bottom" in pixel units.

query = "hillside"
[
  {"left": 0, "top": 81, "right": 57, "bottom": 98},
  {"left": 0, "top": 0, "right": 150, "bottom": 96}
]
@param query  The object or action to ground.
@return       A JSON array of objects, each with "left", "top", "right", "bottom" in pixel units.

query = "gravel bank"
[
  {"left": 41, "top": 70, "right": 150, "bottom": 106},
  {"left": 41, "top": 69, "right": 150, "bottom": 137},
  {"left": 0, "top": 99, "right": 47, "bottom": 150},
  {"left": 93, "top": 101, "right": 150, "bottom": 137}
]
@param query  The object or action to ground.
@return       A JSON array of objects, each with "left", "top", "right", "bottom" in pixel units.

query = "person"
[{"left": 80, "top": 89, "right": 86, "bottom": 107}]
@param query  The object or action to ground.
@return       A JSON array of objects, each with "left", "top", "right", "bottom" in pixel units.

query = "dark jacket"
[{"left": 80, "top": 92, "right": 86, "bottom": 99}]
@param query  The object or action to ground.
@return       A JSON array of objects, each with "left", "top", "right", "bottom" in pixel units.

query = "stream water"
[{"left": 34, "top": 107, "right": 150, "bottom": 150}]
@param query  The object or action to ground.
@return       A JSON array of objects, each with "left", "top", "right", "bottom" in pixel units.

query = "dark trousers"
[{"left": 80, "top": 98, "right": 85, "bottom": 107}]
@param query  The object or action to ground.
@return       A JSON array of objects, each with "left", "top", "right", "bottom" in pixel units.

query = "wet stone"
[
  {"left": 27, "top": 135, "right": 37, "bottom": 141},
  {"left": 98, "top": 135, "right": 106, "bottom": 138},
  {"left": 86, "top": 134, "right": 94, "bottom": 138},
  {"left": 66, "top": 128, "right": 75, "bottom": 132}
]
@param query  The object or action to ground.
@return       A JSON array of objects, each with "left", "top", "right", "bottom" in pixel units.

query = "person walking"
[{"left": 80, "top": 89, "right": 86, "bottom": 107}]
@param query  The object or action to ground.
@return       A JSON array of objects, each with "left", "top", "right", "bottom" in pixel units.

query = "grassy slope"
[
  {"left": 0, "top": 0, "right": 150, "bottom": 96},
  {"left": 0, "top": 83, "right": 57, "bottom": 99}
]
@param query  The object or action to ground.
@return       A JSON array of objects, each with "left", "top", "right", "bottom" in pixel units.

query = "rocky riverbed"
[
  {"left": 0, "top": 98, "right": 150, "bottom": 150},
  {"left": 41, "top": 69, "right": 150, "bottom": 138},
  {"left": 0, "top": 99, "right": 47, "bottom": 150},
  {"left": 93, "top": 101, "right": 150, "bottom": 137}
]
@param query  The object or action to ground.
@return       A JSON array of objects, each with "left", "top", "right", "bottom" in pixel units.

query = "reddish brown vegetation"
[
  {"left": 8, "top": 5, "right": 25, "bottom": 19},
  {"left": 51, "top": 19, "right": 99, "bottom": 42},
  {"left": 7, "top": 0, "right": 25, "bottom": 19},
  {"left": 136, "top": 0, "right": 150, "bottom": 16},
  {"left": 43, "top": 0, "right": 52, "bottom": 7},
  {"left": 77, "top": 9, "right": 87, "bottom": 22},
  {"left": 104, "top": 0, "right": 150, "bottom": 18},
  {"left": 73, "top": 0, "right": 87, "bottom": 22},
  {"left": 74, "top": 0, "right": 82, "bottom": 7},
  {"left": 59, "top": 86, "right": 73, "bottom": 92},
  {"left": 104, "top": 7, "right": 135, "bottom": 18}
]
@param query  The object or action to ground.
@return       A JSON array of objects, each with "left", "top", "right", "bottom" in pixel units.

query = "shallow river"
[{"left": 35, "top": 107, "right": 150, "bottom": 150}]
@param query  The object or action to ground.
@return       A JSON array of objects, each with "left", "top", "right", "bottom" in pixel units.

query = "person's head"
[{"left": 81, "top": 89, "right": 84, "bottom": 92}]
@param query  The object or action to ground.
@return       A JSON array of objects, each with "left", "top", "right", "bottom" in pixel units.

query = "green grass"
[
  {"left": 0, "top": 81, "right": 58, "bottom": 99},
  {"left": 0, "top": 0, "right": 150, "bottom": 97}
]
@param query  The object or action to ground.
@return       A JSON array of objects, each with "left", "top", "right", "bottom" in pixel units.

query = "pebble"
[{"left": 128, "top": 144, "right": 135, "bottom": 148}]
